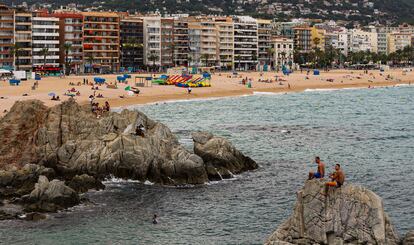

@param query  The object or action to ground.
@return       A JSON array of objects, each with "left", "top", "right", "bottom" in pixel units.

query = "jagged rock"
[
  {"left": 23, "top": 212, "right": 47, "bottom": 221},
  {"left": 66, "top": 174, "right": 105, "bottom": 193},
  {"left": 265, "top": 180, "right": 400, "bottom": 245},
  {"left": 192, "top": 131, "right": 258, "bottom": 180},
  {"left": 0, "top": 99, "right": 216, "bottom": 185},
  {"left": 403, "top": 231, "right": 414, "bottom": 245},
  {"left": 24, "top": 176, "right": 79, "bottom": 212}
]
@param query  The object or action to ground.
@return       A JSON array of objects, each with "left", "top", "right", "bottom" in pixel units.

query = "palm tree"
[
  {"left": 148, "top": 52, "right": 159, "bottom": 70},
  {"left": 201, "top": 53, "right": 210, "bottom": 67},
  {"left": 87, "top": 54, "right": 95, "bottom": 73},
  {"left": 62, "top": 43, "right": 72, "bottom": 75},
  {"left": 266, "top": 47, "right": 275, "bottom": 70},
  {"left": 39, "top": 48, "right": 49, "bottom": 67},
  {"left": 10, "top": 43, "right": 22, "bottom": 71},
  {"left": 235, "top": 55, "right": 241, "bottom": 71}
]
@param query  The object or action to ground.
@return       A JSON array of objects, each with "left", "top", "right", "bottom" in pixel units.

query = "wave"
[
  {"left": 102, "top": 175, "right": 140, "bottom": 184},
  {"left": 304, "top": 88, "right": 341, "bottom": 92},
  {"left": 253, "top": 91, "right": 287, "bottom": 96}
]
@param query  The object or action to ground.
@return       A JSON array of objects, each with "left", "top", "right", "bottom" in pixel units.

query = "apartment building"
[
  {"left": 143, "top": 16, "right": 161, "bottom": 67},
  {"left": 272, "top": 36, "right": 294, "bottom": 69},
  {"left": 51, "top": 12, "right": 83, "bottom": 74},
  {"left": 214, "top": 16, "right": 233, "bottom": 70},
  {"left": 82, "top": 12, "right": 120, "bottom": 73},
  {"left": 120, "top": 16, "right": 144, "bottom": 70},
  {"left": 233, "top": 16, "right": 258, "bottom": 71},
  {"left": 311, "top": 26, "right": 326, "bottom": 51},
  {"left": 188, "top": 16, "right": 218, "bottom": 67},
  {"left": 14, "top": 10, "right": 32, "bottom": 72},
  {"left": 172, "top": 15, "right": 189, "bottom": 67},
  {"left": 348, "top": 29, "right": 378, "bottom": 53},
  {"left": 0, "top": 4, "right": 14, "bottom": 70},
  {"left": 257, "top": 19, "right": 272, "bottom": 69},
  {"left": 293, "top": 26, "right": 312, "bottom": 53},
  {"left": 161, "top": 17, "right": 174, "bottom": 67},
  {"left": 387, "top": 33, "right": 412, "bottom": 54},
  {"left": 31, "top": 16, "right": 60, "bottom": 70}
]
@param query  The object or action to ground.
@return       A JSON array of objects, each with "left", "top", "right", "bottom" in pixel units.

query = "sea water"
[{"left": 1, "top": 86, "right": 413, "bottom": 244}]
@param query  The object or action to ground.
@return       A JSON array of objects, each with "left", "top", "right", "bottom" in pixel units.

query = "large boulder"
[
  {"left": 403, "top": 231, "right": 414, "bottom": 245},
  {"left": 0, "top": 99, "right": 213, "bottom": 185},
  {"left": 66, "top": 174, "right": 105, "bottom": 193},
  {"left": 192, "top": 131, "right": 258, "bottom": 180},
  {"left": 265, "top": 180, "right": 400, "bottom": 245},
  {"left": 24, "top": 175, "right": 79, "bottom": 212}
]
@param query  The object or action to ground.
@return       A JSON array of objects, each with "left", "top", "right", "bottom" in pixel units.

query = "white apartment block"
[
  {"left": 32, "top": 16, "right": 60, "bottom": 67},
  {"left": 143, "top": 16, "right": 161, "bottom": 66},
  {"left": 272, "top": 37, "right": 294, "bottom": 69},
  {"left": 348, "top": 29, "right": 377, "bottom": 53},
  {"left": 233, "top": 16, "right": 258, "bottom": 71}
]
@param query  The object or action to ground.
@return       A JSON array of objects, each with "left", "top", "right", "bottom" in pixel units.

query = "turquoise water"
[{"left": 1, "top": 85, "right": 413, "bottom": 244}]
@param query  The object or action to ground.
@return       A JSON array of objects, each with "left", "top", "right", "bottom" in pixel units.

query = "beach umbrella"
[
  {"left": 124, "top": 86, "right": 131, "bottom": 91},
  {"left": 48, "top": 92, "right": 56, "bottom": 97}
]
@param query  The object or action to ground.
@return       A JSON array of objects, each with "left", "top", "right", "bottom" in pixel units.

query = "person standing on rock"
[
  {"left": 326, "top": 164, "right": 345, "bottom": 188},
  {"left": 308, "top": 156, "right": 325, "bottom": 180}
]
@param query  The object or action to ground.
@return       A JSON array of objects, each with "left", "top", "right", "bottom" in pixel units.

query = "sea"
[{"left": 1, "top": 85, "right": 413, "bottom": 244}]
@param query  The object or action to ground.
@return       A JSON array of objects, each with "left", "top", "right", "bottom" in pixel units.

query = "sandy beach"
[{"left": 0, "top": 68, "right": 413, "bottom": 115}]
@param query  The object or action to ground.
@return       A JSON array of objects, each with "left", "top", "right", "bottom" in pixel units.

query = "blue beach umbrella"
[{"left": 48, "top": 92, "right": 56, "bottom": 97}]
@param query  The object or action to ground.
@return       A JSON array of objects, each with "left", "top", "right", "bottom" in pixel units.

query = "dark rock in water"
[
  {"left": 66, "top": 174, "right": 105, "bottom": 193},
  {"left": 23, "top": 212, "right": 47, "bottom": 221},
  {"left": 265, "top": 180, "right": 400, "bottom": 245},
  {"left": 0, "top": 210, "right": 17, "bottom": 220},
  {"left": 192, "top": 131, "right": 258, "bottom": 181},
  {"left": 24, "top": 176, "right": 79, "bottom": 212},
  {"left": 403, "top": 231, "right": 414, "bottom": 245}
]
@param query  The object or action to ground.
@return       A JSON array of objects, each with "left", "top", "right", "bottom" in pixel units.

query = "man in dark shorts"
[
  {"left": 326, "top": 164, "right": 345, "bottom": 187},
  {"left": 309, "top": 156, "right": 325, "bottom": 180}
]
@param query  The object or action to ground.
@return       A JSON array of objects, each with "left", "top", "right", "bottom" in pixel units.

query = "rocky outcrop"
[
  {"left": 192, "top": 131, "right": 258, "bottom": 180},
  {"left": 403, "top": 231, "right": 414, "bottom": 245},
  {"left": 265, "top": 180, "right": 400, "bottom": 245},
  {"left": 66, "top": 174, "right": 105, "bottom": 193},
  {"left": 23, "top": 176, "right": 80, "bottom": 212}
]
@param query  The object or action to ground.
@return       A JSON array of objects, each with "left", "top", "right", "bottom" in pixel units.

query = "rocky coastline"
[
  {"left": 265, "top": 180, "right": 414, "bottom": 245},
  {"left": 0, "top": 99, "right": 257, "bottom": 220}
]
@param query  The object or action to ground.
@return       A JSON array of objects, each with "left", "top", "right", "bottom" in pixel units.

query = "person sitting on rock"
[
  {"left": 308, "top": 156, "right": 325, "bottom": 180},
  {"left": 326, "top": 164, "right": 345, "bottom": 188}
]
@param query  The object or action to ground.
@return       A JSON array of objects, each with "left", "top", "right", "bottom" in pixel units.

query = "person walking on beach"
[
  {"left": 187, "top": 87, "right": 192, "bottom": 94},
  {"left": 309, "top": 156, "right": 325, "bottom": 180},
  {"left": 326, "top": 164, "right": 345, "bottom": 188}
]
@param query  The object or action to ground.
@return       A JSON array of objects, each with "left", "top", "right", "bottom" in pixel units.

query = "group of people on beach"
[
  {"left": 89, "top": 93, "right": 110, "bottom": 118},
  {"left": 308, "top": 156, "right": 345, "bottom": 188}
]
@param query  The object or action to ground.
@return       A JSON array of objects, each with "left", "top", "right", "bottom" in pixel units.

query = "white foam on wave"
[
  {"left": 253, "top": 91, "right": 287, "bottom": 96},
  {"left": 395, "top": 83, "right": 411, "bottom": 87},
  {"left": 102, "top": 175, "right": 140, "bottom": 184},
  {"left": 304, "top": 88, "right": 341, "bottom": 92},
  {"left": 144, "top": 180, "right": 154, "bottom": 185}
]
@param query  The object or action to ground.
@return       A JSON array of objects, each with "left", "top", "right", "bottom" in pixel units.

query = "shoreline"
[{"left": 1, "top": 69, "right": 413, "bottom": 116}]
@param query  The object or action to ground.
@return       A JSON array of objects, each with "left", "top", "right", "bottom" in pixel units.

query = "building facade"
[
  {"left": 233, "top": 16, "right": 258, "bottom": 71},
  {"left": 14, "top": 10, "right": 32, "bottom": 72},
  {"left": 143, "top": 16, "right": 161, "bottom": 67},
  {"left": 120, "top": 16, "right": 144, "bottom": 70},
  {"left": 272, "top": 37, "right": 294, "bottom": 69},
  {"left": 31, "top": 16, "right": 60, "bottom": 69},
  {"left": 160, "top": 17, "right": 174, "bottom": 67},
  {"left": 257, "top": 19, "right": 272, "bottom": 70},
  {"left": 172, "top": 15, "right": 189, "bottom": 67},
  {"left": 387, "top": 33, "right": 412, "bottom": 54},
  {"left": 0, "top": 4, "right": 14, "bottom": 70},
  {"left": 215, "top": 16, "right": 233, "bottom": 70},
  {"left": 293, "top": 26, "right": 312, "bottom": 53},
  {"left": 82, "top": 12, "right": 120, "bottom": 73}
]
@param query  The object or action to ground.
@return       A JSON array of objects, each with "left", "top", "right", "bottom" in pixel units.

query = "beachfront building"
[
  {"left": 160, "top": 17, "right": 174, "bottom": 68},
  {"left": 142, "top": 16, "right": 161, "bottom": 67},
  {"left": 0, "top": 4, "right": 14, "bottom": 71},
  {"left": 324, "top": 27, "right": 349, "bottom": 56},
  {"left": 51, "top": 12, "right": 84, "bottom": 74},
  {"left": 172, "top": 15, "right": 189, "bottom": 67},
  {"left": 272, "top": 36, "right": 294, "bottom": 70},
  {"left": 31, "top": 16, "right": 60, "bottom": 71},
  {"left": 348, "top": 29, "right": 378, "bottom": 53},
  {"left": 188, "top": 16, "right": 218, "bottom": 68},
  {"left": 215, "top": 16, "right": 233, "bottom": 70},
  {"left": 311, "top": 26, "right": 326, "bottom": 51},
  {"left": 387, "top": 33, "right": 412, "bottom": 54},
  {"left": 257, "top": 19, "right": 272, "bottom": 71},
  {"left": 82, "top": 12, "right": 120, "bottom": 73},
  {"left": 14, "top": 10, "right": 32, "bottom": 72},
  {"left": 120, "top": 16, "right": 144, "bottom": 71},
  {"left": 233, "top": 16, "right": 258, "bottom": 71},
  {"left": 293, "top": 26, "right": 312, "bottom": 53}
]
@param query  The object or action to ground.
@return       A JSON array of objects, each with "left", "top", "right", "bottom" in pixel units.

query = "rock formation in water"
[
  {"left": 403, "top": 231, "right": 414, "bottom": 245},
  {"left": 192, "top": 131, "right": 258, "bottom": 180},
  {"left": 0, "top": 99, "right": 257, "bottom": 217},
  {"left": 265, "top": 180, "right": 402, "bottom": 245}
]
